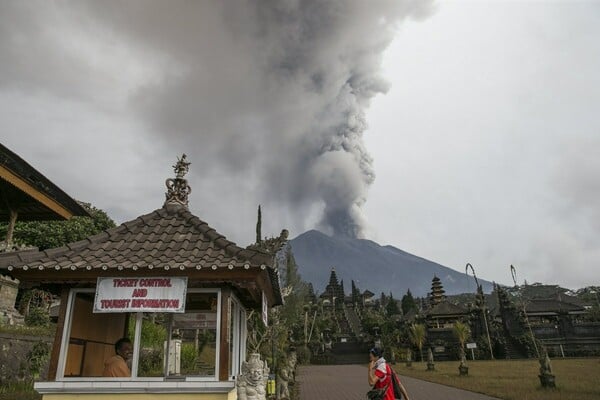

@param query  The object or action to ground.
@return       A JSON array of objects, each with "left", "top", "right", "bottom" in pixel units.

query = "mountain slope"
[{"left": 290, "top": 230, "right": 493, "bottom": 297}]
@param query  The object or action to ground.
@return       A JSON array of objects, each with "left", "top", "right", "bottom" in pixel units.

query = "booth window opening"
[{"left": 58, "top": 288, "right": 225, "bottom": 381}]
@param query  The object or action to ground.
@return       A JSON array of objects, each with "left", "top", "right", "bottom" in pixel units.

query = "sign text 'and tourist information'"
[{"left": 94, "top": 277, "right": 187, "bottom": 313}]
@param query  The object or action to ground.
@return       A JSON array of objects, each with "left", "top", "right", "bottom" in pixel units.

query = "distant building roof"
[
  {"left": 525, "top": 299, "right": 586, "bottom": 314},
  {"left": 428, "top": 300, "right": 469, "bottom": 317},
  {"left": 0, "top": 143, "right": 89, "bottom": 221}
]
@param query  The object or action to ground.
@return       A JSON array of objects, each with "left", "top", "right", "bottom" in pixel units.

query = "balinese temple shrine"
[{"left": 0, "top": 155, "right": 283, "bottom": 400}]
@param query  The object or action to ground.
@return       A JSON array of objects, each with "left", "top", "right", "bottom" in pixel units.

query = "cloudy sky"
[{"left": 2, "top": 1, "right": 599, "bottom": 289}]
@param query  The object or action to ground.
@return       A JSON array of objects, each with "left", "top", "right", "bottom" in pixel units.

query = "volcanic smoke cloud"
[{"left": 0, "top": 1, "right": 433, "bottom": 238}]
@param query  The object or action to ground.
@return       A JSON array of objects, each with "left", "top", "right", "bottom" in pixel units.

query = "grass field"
[
  {"left": 393, "top": 358, "right": 600, "bottom": 400},
  {"left": 2, "top": 358, "right": 599, "bottom": 400}
]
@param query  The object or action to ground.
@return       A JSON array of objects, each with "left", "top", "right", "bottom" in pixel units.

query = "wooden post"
[
  {"left": 4, "top": 208, "right": 18, "bottom": 246},
  {"left": 47, "top": 287, "right": 69, "bottom": 380},
  {"left": 219, "top": 287, "right": 231, "bottom": 381}
]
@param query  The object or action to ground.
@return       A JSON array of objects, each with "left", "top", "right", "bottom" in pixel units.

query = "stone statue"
[
  {"left": 237, "top": 353, "right": 269, "bottom": 400},
  {"left": 539, "top": 351, "right": 552, "bottom": 375},
  {"left": 405, "top": 348, "right": 412, "bottom": 367},
  {"left": 287, "top": 350, "right": 297, "bottom": 384},
  {"left": 248, "top": 228, "right": 290, "bottom": 255},
  {"left": 427, "top": 347, "right": 435, "bottom": 371},
  {"left": 173, "top": 153, "right": 191, "bottom": 178},
  {"left": 165, "top": 154, "right": 192, "bottom": 207},
  {"left": 538, "top": 348, "right": 556, "bottom": 388},
  {"left": 458, "top": 349, "right": 468, "bottom": 376},
  {"left": 276, "top": 366, "right": 290, "bottom": 400}
]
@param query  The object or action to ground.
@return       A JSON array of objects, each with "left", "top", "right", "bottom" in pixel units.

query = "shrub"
[
  {"left": 180, "top": 343, "right": 198, "bottom": 372},
  {"left": 138, "top": 348, "right": 163, "bottom": 376},
  {"left": 26, "top": 341, "right": 50, "bottom": 379},
  {"left": 24, "top": 307, "right": 50, "bottom": 327}
]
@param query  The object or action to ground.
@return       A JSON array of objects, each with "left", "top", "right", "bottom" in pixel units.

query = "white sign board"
[
  {"left": 94, "top": 277, "right": 187, "bottom": 313},
  {"left": 466, "top": 342, "right": 477, "bottom": 349}
]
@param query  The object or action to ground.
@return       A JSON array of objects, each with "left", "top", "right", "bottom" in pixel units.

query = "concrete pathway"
[{"left": 297, "top": 364, "right": 501, "bottom": 400}]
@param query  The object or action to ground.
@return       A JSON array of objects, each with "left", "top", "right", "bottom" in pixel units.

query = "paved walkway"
[{"left": 297, "top": 365, "right": 501, "bottom": 400}]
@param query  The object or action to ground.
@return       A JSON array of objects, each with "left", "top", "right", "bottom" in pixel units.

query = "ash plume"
[{"left": 0, "top": 0, "right": 434, "bottom": 238}]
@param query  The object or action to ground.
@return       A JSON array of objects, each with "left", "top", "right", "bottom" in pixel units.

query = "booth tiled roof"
[
  {"left": 0, "top": 203, "right": 273, "bottom": 271},
  {"left": 0, "top": 203, "right": 282, "bottom": 304}
]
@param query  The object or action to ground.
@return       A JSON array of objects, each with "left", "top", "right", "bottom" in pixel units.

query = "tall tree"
[
  {"left": 276, "top": 244, "right": 309, "bottom": 353},
  {"left": 453, "top": 321, "right": 471, "bottom": 359},
  {"left": 351, "top": 280, "right": 361, "bottom": 305},
  {"left": 409, "top": 323, "right": 427, "bottom": 362},
  {"left": 386, "top": 292, "right": 400, "bottom": 316},
  {"left": 401, "top": 289, "right": 418, "bottom": 315},
  {"left": 255, "top": 205, "right": 262, "bottom": 244}
]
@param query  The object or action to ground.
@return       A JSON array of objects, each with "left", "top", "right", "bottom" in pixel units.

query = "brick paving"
[{"left": 297, "top": 364, "right": 501, "bottom": 400}]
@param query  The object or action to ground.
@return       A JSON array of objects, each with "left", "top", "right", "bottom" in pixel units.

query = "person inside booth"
[
  {"left": 103, "top": 337, "right": 133, "bottom": 377},
  {"left": 102, "top": 338, "right": 133, "bottom": 378}
]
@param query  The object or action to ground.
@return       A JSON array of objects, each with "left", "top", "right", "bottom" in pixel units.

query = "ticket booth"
[{"left": 0, "top": 156, "right": 283, "bottom": 399}]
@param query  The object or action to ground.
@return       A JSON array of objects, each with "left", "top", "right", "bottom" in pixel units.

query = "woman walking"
[{"left": 368, "top": 347, "right": 410, "bottom": 400}]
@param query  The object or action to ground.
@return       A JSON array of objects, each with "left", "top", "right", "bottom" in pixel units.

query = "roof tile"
[{"left": 0, "top": 204, "right": 282, "bottom": 304}]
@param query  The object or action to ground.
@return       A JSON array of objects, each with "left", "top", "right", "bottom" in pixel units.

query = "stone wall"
[
  {"left": 0, "top": 274, "right": 19, "bottom": 311},
  {"left": 0, "top": 332, "right": 52, "bottom": 383},
  {"left": 0, "top": 274, "right": 24, "bottom": 325}
]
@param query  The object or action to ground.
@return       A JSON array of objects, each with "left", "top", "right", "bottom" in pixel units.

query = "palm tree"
[
  {"left": 453, "top": 321, "right": 471, "bottom": 362},
  {"left": 409, "top": 323, "right": 426, "bottom": 362}
]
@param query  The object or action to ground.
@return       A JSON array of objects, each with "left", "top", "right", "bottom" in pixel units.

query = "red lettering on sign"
[
  {"left": 139, "top": 278, "right": 172, "bottom": 287},
  {"left": 113, "top": 279, "right": 139, "bottom": 287},
  {"left": 100, "top": 299, "right": 131, "bottom": 309},
  {"left": 132, "top": 288, "right": 148, "bottom": 297},
  {"left": 131, "top": 299, "right": 180, "bottom": 309}
]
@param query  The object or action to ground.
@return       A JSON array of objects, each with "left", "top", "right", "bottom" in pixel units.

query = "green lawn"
[
  {"left": 3, "top": 358, "right": 599, "bottom": 400},
  {"left": 0, "top": 381, "right": 40, "bottom": 400},
  {"left": 393, "top": 358, "right": 600, "bottom": 400}
]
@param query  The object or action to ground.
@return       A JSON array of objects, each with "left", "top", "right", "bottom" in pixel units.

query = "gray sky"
[{"left": 1, "top": 1, "right": 599, "bottom": 289}]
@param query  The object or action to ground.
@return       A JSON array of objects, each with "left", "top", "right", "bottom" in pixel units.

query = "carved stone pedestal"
[
  {"left": 539, "top": 373, "right": 556, "bottom": 388},
  {"left": 538, "top": 348, "right": 555, "bottom": 388},
  {"left": 426, "top": 348, "right": 435, "bottom": 371}
]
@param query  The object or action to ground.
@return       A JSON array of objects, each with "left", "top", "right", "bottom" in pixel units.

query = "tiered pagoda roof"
[{"left": 429, "top": 275, "right": 446, "bottom": 307}]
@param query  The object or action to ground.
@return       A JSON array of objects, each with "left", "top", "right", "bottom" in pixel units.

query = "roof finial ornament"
[{"left": 165, "top": 154, "right": 192, "bottom": 207}]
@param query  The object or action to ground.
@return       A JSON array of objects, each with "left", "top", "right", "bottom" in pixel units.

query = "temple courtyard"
[{"left": 296, "top": 360, "right": 600, "bottom": 400}]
